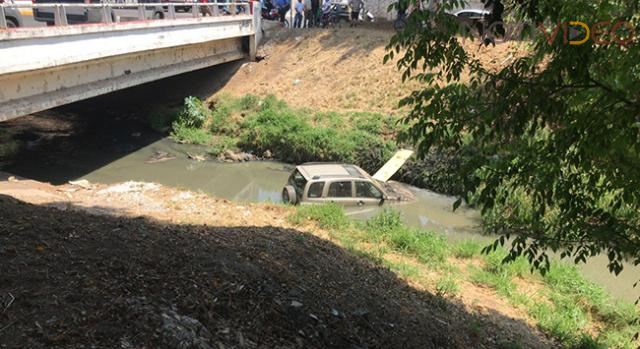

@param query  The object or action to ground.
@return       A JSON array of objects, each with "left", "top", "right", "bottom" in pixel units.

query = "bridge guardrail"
[{"left": 0, "top": 1, "right": 252, "bottom": 29}]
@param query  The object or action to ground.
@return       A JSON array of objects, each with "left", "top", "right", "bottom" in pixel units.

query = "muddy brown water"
[{"left": 72, "top": 138, "right": 639, "bottom": 303}]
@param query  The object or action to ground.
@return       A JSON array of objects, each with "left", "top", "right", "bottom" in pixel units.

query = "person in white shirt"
[
  {"left": 320, "top": 0, "right": 332, "bottom": 27},
  {"left": 293, "top": 0, "right": 305, "bottom": 28},
  {"left": 322, "top": 0, "right": 331, "bottom": 14}
]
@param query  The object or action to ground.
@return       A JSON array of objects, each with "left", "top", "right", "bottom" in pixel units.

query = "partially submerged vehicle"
[{"left": 282, "top": 150, "right": 414, "bottom": 206}]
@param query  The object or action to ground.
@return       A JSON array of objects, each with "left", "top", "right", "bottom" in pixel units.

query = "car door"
[
  {"left": 354, "top": 180, "right": 383, "bottom": 207},
  {"left": 325, "top": 180, "right": 357, "bottom": 207},
  {"left": 303, "top": 181, "right": 326, "bottom": 205}
]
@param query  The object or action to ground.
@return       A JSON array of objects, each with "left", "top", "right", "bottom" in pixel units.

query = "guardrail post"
[
  {"left": 168, "top": 4, "right": 176, "bottom": 19},
  {"left": 192, "top": 3, "right": 199, "bottom": 18},
  {"left": 212, "top": 3, "right": 219, "bottom": 16},
  {"left": 54, "top": 5, "right": 68, "bottom": 26},
  {"left": 102, "top": 4, "right": 112, "bottom": 24},
  {"left": 60, "top": 5, "right": 68, "bottom": 25},
  {"left": 137, "top": 5, "right": 145, "bottom": 20},
  {"left": 0, "top": 6, "right": 7, "bottom": 29}
]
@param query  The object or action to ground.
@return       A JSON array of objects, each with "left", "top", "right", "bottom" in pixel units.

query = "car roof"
[{"left": 297, "top": 163, "right": 369, "bottom": 180}]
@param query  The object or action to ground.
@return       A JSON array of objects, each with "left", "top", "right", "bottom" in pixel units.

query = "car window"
[
  {"left": 355, "top": 181, "right": 383, "bottom": 199},
  {"left": 328, "top": 181, "right": 352, "bottom": 198},
  {"left": 307, "top": 182, "right": 325, "bottom": 198}
]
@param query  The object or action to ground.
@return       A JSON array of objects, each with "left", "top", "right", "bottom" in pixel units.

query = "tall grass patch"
[
  {"left": 453, "top": 240, "right": 482, "bottom": 259},
  {"left": 288, "top": 203, "right": 348, "bottom": 230},
  {"left": 364, "top": 209, "right": 449, "bottom": 267}
]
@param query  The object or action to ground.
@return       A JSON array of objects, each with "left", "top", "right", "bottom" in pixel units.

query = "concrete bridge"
[{"left": 0, "top": 2, "right": 262, "bottom": 121}]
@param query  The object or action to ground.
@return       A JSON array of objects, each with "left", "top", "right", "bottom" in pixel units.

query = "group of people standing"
[{"left": 266, "top": 0, "right": 364, "bottom": 28}]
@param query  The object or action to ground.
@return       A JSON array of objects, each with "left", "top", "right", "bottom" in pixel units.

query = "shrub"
[{"left": 176, "top": 96, "right": 210, "bottom": 128}]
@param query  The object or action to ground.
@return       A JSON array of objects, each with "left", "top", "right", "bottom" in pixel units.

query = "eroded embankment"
[{"left": 2, "top": 174, "right": 637, "bottom": 349}]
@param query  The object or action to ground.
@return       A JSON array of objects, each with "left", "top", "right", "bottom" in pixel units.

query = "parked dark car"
[{"left": 2, "top": 0, "right": 25, "bottom": 28}]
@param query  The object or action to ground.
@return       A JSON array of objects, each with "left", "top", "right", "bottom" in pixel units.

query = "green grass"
[
  {"left": 162, "top": 94, "right": 399, "bottom": 174},
  {"left": 287, "top": 205, "right": 639, "bottom": 349},
  {"left": 467, "top": 250, "right": 639, "bottom": 349},
  {"left": 452, "top": 240, "right": 482, "bottom": 259},
  {"left": 384, "top": 259, "right": 421, "bottom": 279},
  {"left": 170, "top": 123, "right": 212, "bottom": 145},
  {"left": 470, "top": 266, "right": 518, "bottom": 298},
  {"left": 287, "top": 203, "right": 349, "bottom": 230},
  {"left": 206, "top": 135, "right": 237, "bottom": 156},
  {"left": 435, "top": 274, "right": 460, "bottom": 297},
  {"left": 363, "top": 209, "right": 449, "bottom": 268}
]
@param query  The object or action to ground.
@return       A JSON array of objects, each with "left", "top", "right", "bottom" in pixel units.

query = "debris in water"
[
  {"left": 68, "top": 179, "right": 92, "bottom": 190},
  {"left": 186, "top": 152, "right": 207, "bottom": 162},
  {"left": 146, "top": 150, "right": 176, "bottom": 164}
]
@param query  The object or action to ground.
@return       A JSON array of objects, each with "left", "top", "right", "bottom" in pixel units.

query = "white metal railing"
[{"left": 0, "top": 1, "right": 251, "bottom": 29}]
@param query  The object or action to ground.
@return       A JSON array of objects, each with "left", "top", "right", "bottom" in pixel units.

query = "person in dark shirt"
[
  {"left": 310, "top": 0, "right": 319, "bottom": 27},
  {"left": 348, "top": 0, "right": 363, "bottom": 26},
  {"left": 275, "top": 0, "right": 291, "bottom": 24}
]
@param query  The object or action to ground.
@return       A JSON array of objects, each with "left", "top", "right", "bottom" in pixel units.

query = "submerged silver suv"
[{"left": 282, "top": 163, "right": 387, "bottom": 207}]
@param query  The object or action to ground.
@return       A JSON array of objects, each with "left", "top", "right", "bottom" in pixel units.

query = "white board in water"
[{"left": 372, "top": 149, "right": 414, "bottom": 182}]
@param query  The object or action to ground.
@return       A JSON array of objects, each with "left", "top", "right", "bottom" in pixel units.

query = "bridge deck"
[{"left": 0, "top": 3, "right": 261, "bottom": 121}]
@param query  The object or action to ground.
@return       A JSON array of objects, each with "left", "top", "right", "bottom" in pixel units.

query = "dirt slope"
[
  {"left": 216, "top": 25, "right": 525, "bottom": 114},
  {"left": 0, "top": 175, "right": 557, "bottom": 349}
]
